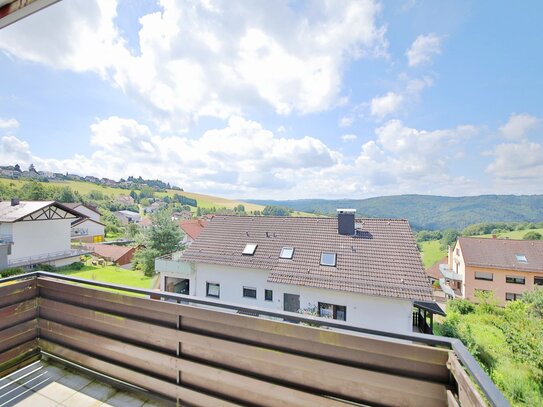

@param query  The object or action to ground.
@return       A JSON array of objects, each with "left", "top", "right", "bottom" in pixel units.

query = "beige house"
[{"left": 444, "top": 237, "right": 543, "bottom": 304}]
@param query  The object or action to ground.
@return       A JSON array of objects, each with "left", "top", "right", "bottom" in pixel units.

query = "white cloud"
[
  {"left": 0, "top": 118, "right": 19, "bottom": 129},
  {"left": 341, "top": 134, "right": 357, "bottom": 142},
  {"left": 499, "top": 113, "right": 540, "bottom": 140},
  {"left": 370, "top": 92, "right": 404, "bottom": 118},
  {"left": 339, "top": 115, "right": 355, "bottom": 127},
  {"left": 487, "top": 141, "right": 543, "bottom": 181},
  {"left": 0, "top": 0, "right": 388, "bottom": 128},
  {"left": 406, "top": 34, "right": 442, "bottom": 67}
]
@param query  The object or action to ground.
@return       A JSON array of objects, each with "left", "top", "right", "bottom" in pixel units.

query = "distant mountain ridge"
[{"left": 245, "top": 194, "right": 543, "bottom": 230}]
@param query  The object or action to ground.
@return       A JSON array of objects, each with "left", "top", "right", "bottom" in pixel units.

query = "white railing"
[
  {"left": 155, "top": 252, "right": 192, "bottom": 275},
  {"left": 8, "top": 249, "right": 89, "bottom": 267}
]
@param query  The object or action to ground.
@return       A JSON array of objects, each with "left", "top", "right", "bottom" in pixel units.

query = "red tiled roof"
[
  {"left": 86, "top": 244, "right": 135, "bottom": 263},
  {"left": 182, "top": 216, "right": 432, "bottom": 301},
  {"left": 179, "top": 220, "right": 207, "bottom": 240},
  {"left": 458, "top": 237, "right": 543, "bottom": 272}
]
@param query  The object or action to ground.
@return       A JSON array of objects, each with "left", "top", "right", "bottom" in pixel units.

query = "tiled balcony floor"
[{"left": 0, "top": 360, "right": 172, "bottom": 407}]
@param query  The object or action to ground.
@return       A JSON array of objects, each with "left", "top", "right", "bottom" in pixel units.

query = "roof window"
[
  {"left": 279, "top": 247, "right": 294, "bottom": 259},
  {"left": 516, "top": 254, "right": 527, "bottom": 263},
  {"left": 320, "top": 252, "right": 337, "bottom": 267},
  {"left": 242, "top": 243, "right": 257, "bottom": 255}
]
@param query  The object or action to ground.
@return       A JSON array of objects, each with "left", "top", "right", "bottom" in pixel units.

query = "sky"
[{"left": 0, "top": 0, "right": 542, "bottom": 200}]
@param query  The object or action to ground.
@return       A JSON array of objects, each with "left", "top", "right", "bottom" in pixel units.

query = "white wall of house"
[
  {"left": 74, "top": 206, "right": 100, "bottom": 222},
  {"left": 72, "top": 219, "right": 105, "bottom": 240},
  {"left": 10, "top": 218, "right": 72, "bottom": 260},
  {"left": 173, "top": 262, "right": 414, "bottom": 333}
]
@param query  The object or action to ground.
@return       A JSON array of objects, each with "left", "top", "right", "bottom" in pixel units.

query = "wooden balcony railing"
[{"left": 0, "top": 272, "right": 509, "bottom": 406}]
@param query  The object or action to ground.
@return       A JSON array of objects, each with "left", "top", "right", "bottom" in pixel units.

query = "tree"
[
  {"left": 14, "top": 164, "right": 21, "bottom": 172},
  {"left": 134, "top": 210, "right": 183, "bottom": 276},
  {"left": 440, "top": 229, "right": 460, "bottom": 249},
  {"left": 20, "top": 181, "right": 49, "bottom": 200},
  {"left": 523, "top": 231, "right": 542, "bottom": 240}
]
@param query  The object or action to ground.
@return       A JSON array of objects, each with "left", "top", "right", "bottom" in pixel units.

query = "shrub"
[
  {"left": 0, "top": 267, "right": 25, "bottom": 277},
  {"left": 448, "top": 299, "right": 475, "bottom": 315},
  {"left": 35, "top": 263, "right": 56, "bottom": 272},
  {"left": 523, "top": 231, "right": 542, "bottom": 240}
]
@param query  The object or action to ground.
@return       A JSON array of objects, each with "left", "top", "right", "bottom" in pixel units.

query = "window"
[
  {"left": 318, "top": 302, "right": 346, "bottom": 321},
  {"left": 243, "top": 287, "right": 257, "bottom": 299},
  {"left": 535, "top": 277, "right": 543, "bottom": 286},
  {"left": 279, "top": 247, "right": 294, "bottom": 259},
  {"left": 456, "top": 248, "right": 460, "bottom": 256},
  {"left": 242, "top": 243, "right": 257, "bottom": 255},
  {"left": 516, "top": 254, "right": 528, "bottom": 263},
  {"left": 506, "top": 276, "right": 525, "bottom": 285},
  {"left": 320, "top": 252, "right": 337, "bottom": 267},
  {"left": 474, "top": 271, "right": 493, "bottom": 281},
  {"left": 506, "top": 292, "right": 522, "bottom": 301},
  {"left": 206, "top": 282, "right": 220, "bottom": 298},
  {"left": 265, "top": 289, "right": 273, "bottom": 301}
]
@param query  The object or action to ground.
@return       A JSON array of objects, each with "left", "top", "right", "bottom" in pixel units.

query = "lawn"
[
  {"left": 59, "top": 264, "right": 154, "bottom": 290},
  {"left": 419, "top": 240, "right": 447, "bottom": 268}
]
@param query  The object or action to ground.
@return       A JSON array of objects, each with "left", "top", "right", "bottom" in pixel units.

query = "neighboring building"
[
  {"left": 116, "top": 195, "right": 135, "bottom": 206},
  {"left": 445, "top": 237, "right": 543, "bottom": 304},
  {"left": 64, "top": 203, "right": 105, "bottom": 243},
  {"left": 114, "top": 210, "right": 141, "bottom": 225},
  {"left": 0, "top": 200, "right": 88, "bottom": 269},
  {"left": 139, "top": 217, "right": 152, "bottom": 230},
  {"left": 426, "top": 256, "right": 448, "bottom": 284},
  {"left": 171, "top": 210, "right": 192, "bottom": 220},
  {"left": 85, "top": 243, "right": 137, "bottom": 266},
  {"left": 144, "top": 201, "right": 165, "bottom": 214},
  {"left": 156, "top": 210, "right": 434, "bottom": 333},
  {"left": 179, "top": 219, "right": 207, "bottom": 247}
]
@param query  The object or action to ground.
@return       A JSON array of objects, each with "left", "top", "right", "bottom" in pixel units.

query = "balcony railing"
[
  {"left": 0, "top": 272, "right": 509, "bottom": 406},
  {"left": 7, "top": 249, "right": 90, "bottom": 268}
]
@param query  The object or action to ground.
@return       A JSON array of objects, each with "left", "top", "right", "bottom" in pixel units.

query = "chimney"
[
  {"left": 10, "top": 198, "right": 19, "bottom": 206},
  {"left": 337, "top": 209, "right": 356, "bottom": 236}
]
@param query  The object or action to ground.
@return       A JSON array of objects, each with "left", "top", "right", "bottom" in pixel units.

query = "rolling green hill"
[{"left": 246, "top": 194, "right": 543, "bottom": 230}]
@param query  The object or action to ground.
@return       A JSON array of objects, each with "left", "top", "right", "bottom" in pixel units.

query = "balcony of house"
[
  {"left": 0, "top": 272, "right": 508, "bottom": 407},
  {"left": 7, "top": 249, "right": 90, "bottom": 268},
  {"left": 439, "top": 264, "right": 463, "bottom": 282},
  {"left": 155, "top": 251, "right": 192, "bottom": 277}
]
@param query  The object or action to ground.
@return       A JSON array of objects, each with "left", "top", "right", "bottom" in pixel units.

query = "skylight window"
[
  {"left": 516, "top": 254, "right": 527, "bottom": 263},
  {"left": 279, "top": 247, "right": 294, "bottom": 259},
  {"left": 320, "top": 252, "right": 337, "bottom": 267},
  {"left": 242, "top": 243, "right": 257, "bottom": 255}
]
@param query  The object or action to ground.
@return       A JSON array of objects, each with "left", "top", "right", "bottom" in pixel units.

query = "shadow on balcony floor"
[{"left": 0, "top": 360, "right": 171, "bottom": 407}]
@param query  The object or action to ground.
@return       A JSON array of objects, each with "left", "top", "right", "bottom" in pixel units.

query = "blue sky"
[{"left": 0, "top": 0, "right": 542, "bottom": 199}]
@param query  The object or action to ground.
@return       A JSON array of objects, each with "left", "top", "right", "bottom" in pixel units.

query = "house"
[
  {"left": 0, "top": 199, "right": 88, "bottom": 269},
  {"left": 144, "top": 201, "right": 165, "bottom": 214},
  {"left": 179, "top": 219, "right": 207, "bottom": 247},
  {"left": 426, "top": 256, "right": 448, "bottom": 284},
  {"left": 444, "top": 237, "right": 543, "bottom": 304},
  {"left": 116, "top": 195, "right": 135, "bottom": 206},
  {"left": 139, "top": 217, "right": 152, "bottom": 230},
  {"left": 171, "top": 210, "right": 192, "bottom": 220},
  {"left": 85, "top": 243, "right": 137, "bottom": 266},
  {"left": 157, "top": 210, "right": 434, "bottom": 333},
  {"left": 63, "top": 203, "right": 105, "bottom": 243},
  {"left": 114, "top": 210, "right": 141, "bottom": 225}
]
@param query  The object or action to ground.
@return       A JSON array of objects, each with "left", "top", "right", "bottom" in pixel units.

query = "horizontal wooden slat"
[
  {"left": 0, "top": 279, "right": 36, "bottom": 308},
  {"left": 39, "top": 298, "right": 449, "bottom": 405},
  {"left": 0, "top": 300, "right": 37, "bottom": 331},
  {"left": 39, "top": 319, "right": 364, "bottom": 407},
  {"left": 39, "top": 340, "right": 242, "bottom": 407},
  {"left": 38, "top": 278, "right": 450, "bottom": 382},
  {"left": 0, "top": 340, "right": 39, "bottom": 368},
  {"left": 0, "top": 319, "right": 36, "bottom": 353}
]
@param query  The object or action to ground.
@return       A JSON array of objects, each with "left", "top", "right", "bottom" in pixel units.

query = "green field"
[
  {"left": 477, "top": 228, "right": 543, "bottom": 240},
  {"left": 419, "top": 240, "right": 447, "bottom": 268}
]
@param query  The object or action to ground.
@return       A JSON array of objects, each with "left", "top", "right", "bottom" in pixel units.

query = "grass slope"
[
  {"left": 0, "top": 178, "right": 266, "bottom": 213},
  {"left": 61, "top": 264, "right": 153, "bottom": 289},
  {"left": 477, "top": 228, "right": 543, "bottom": 240},
  {"left": 420, "top": 240, "right": 447, "bottom": 268}
]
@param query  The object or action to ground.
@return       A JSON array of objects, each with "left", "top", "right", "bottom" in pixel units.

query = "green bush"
[
  {"left": 448, "top": 299, "right": 475, "bottom": 315},
  {"left": 0, "top": 267, "right": 25, "bottom": 278},
  {"left": 523, "top": 231, "right": 542, "bottom": 240},
  {"left": 35, "top": 263, "right": 56, "bottom": 272}
]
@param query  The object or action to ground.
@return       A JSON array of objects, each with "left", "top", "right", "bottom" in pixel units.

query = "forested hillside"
[{"left": 246, "top": 195, "right": 543, "bottom": 230}]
